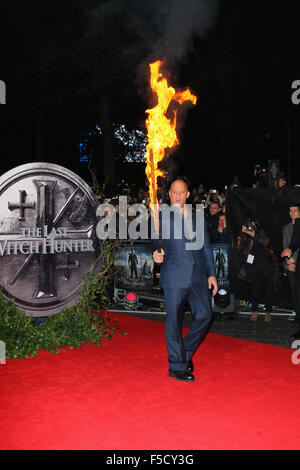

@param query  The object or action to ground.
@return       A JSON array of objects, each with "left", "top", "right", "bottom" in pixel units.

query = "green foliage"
[{"left": 0, "top": 239, "right": 126, "bottom": 359}]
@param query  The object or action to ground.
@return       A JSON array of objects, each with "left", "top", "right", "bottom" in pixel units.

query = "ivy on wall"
[{"left": 0, "top": 240, "right": 126, "bottom": 359}]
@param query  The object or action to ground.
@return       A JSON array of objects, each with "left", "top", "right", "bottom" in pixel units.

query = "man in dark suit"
[
  {"left": 282, "top": 213, "right": 300, "bottom": 339},
  {"left": 282, "top": 203, "right": 300, "bottom": 322},
  {"left": 153, "top": 178, "right": 218, "bottom": 382}
]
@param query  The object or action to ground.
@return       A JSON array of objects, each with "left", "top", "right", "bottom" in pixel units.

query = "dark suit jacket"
[
  {"left": 289, "top": 218, "right": 300, "bottom": 265},
  {"left": 283, "top": 222, "right": 298, "bottom": 269},
  {"left": 153, "top": 207, "right": 216, "bottom": 289}
]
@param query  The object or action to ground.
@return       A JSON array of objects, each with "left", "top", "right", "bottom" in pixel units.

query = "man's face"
[
  {"left": 169, "top": 180, "right": 190, "bottom": 208},
  {"left": 289, "top": 206, "right": 300, "bottom": 221},
  {"left": 210, "top": 203, "right": 220, "bottom": 216},
  {"left": 279, "top": 178, "right": 286, "bottom": 188}
]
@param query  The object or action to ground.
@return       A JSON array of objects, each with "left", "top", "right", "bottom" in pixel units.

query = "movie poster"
[
  {"left": 114, "top": 241, "right": 154, "bottom": 290},
  {"left": 114, "top": 241, "right": 231, "bottom": 294},
  {"left": 212, "top": 244, "right": 230, "bottom": 289}
]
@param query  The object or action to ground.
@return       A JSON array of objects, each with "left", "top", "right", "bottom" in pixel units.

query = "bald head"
[
  {"left": 169, "top": 179, "right": 190, "bottom": 208},
  {"left": 170, "top": 178, "right": 188, "bottom": 191}
]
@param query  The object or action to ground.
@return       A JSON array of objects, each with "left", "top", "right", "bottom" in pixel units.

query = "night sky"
[{"left": 0, "top": 0, "right": 299, "bottom": 192}]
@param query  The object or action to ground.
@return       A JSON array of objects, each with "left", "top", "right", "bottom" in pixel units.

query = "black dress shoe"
[
  {"left": 169, "top": 369, "right": 195, "bottom": 382},
  {"left": 290, "top": 329, "right": 300, "bottom": 340},
  {"left": 186, "top": 357, "right": 194, "bottom": 373}
]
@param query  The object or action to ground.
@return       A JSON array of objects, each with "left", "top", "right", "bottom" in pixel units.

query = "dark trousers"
[
  {"left": 217, "top": 264, "right": 225, "bottom": 279},
  {"left": 130, "top": 266, "right": 138, "bottom": 279},
  {"left": 163, "top": 266, "right": 212, "bottom": 371},
  {"left": 285, "top": 269, "right": 296, "bottom": 305},
  {"left": 251, "top": 268, "right": 274, "bottom": 313}
]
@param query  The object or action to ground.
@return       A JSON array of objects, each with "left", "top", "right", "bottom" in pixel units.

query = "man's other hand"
[
  {"left": 208, "top": 276, "right": 218, "bottom": 296},
  {"left": 153, "top": 249, "right": 165, "bottom": 264}
]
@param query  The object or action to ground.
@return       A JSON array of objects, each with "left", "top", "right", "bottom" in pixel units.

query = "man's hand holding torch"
[{"left": 153, "top": 248, "right": 165, "bottom": 264}]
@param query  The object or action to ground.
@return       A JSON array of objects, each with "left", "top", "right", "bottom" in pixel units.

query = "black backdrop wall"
[
  {"left": 227, "top": 187, "right": 300, "bottom": 253},
  {"left": 226, "top": 187, "right": 300, "bottom": 307}
]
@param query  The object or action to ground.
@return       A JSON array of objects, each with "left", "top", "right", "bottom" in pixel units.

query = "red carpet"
[{"left": 1, "top": 313, "right": 300, "bottom": 450}]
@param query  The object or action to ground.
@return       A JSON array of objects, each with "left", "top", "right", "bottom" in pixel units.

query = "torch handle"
[{"left": 148, "top": 148, "right": 161, "bottom": 253}]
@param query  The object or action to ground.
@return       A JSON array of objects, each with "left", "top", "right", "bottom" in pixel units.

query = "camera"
[
  {"left": 246, "top": 223, "right": 255, "bottom": 232},
  {"left": 211, "top": 189, "right": 217, "bottom": 194}
]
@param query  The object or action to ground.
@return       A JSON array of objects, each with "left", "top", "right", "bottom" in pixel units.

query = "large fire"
[{"left": 144, "top": 60, "right": 197, "bottom": 231}]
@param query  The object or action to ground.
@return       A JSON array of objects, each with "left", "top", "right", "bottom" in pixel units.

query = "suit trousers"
[
  {"left": 163, "top": 265, "right": 212, "bottom": 371},
  {"left": 285, "top": 268, "right": 296, "bottom": 306}
]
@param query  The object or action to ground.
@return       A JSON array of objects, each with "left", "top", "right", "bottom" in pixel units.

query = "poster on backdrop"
[
  {"left": 114, "top": 241, "right": 154, "bottom": 291},
  {"left": 212, "top": 244, "right": 230, "bottom": 290},
  {"left": 114, "top": 241, "right": 230, "bottom": 294}
]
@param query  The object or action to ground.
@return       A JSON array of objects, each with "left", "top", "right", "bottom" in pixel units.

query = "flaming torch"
[{"left": 144, "top": 60, "right": 197, "bottom": 250}]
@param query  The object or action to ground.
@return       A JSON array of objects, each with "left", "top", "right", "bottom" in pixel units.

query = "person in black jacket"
[
  {"left": 282, "top": 203, "right": 300, "bottom": 320},
  {"left": 206, "top": 202, "right": 223, "bottom": 243},
  {"left": 282, "top": 217, "right": 300, "bottom": 339},
  {"left": 237, "top": 219, "right": 275, "bottom": 322}
]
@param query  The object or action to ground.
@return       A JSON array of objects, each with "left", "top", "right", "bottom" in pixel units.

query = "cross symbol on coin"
[{"left": 8, "top": 190, "right": 35, "bottom": 220}]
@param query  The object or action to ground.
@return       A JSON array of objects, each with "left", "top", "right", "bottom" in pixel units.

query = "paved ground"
[{"left": 109, "top": 304, "right": 300, "bottom": 349}]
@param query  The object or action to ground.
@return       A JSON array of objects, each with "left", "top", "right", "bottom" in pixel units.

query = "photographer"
[{"left": 237, "top": 219, "right": 276, "bottom": 322}]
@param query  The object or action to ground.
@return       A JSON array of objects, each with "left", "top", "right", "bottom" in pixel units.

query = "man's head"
[
  {"left": 279, "top": 178, "right": 286, "bottom": 188},
  {"left": 169, "top": 178, "right": 190, "bottom": 209},
  {"left": 209, "top": 202, "right": 220, "bottom": 216},
  {"left": 110, "top": 198, "right": 119, "bottom": 212},
  {"left": 289, "top": 203, "right": 300, "bottom": 221}
]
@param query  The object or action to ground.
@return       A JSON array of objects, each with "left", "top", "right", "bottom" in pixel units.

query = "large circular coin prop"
[{"left": 0, "top": 163, "right": 99, "bottom": 316}]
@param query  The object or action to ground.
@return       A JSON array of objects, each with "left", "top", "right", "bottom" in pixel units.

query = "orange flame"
[{"left": 145, "top": 60, "right": 197, "bottom": 230}]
